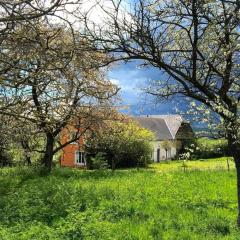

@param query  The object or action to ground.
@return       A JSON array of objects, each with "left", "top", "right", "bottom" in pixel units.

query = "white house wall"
[{"left": 151, "top": 141, "right": 177, "bottom": 162}]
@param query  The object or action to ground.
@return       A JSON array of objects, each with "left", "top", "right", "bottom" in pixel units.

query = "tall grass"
[{"left": 0, "top": 162, "right": 239, "bottom": 239}]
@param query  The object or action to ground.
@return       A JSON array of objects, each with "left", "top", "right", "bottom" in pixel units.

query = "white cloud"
[
  {"left": 65, "top": 0, "right": 131, "bottom": 29},
  {"left": 110, "top": 78, "right": 120, "bottom": 85}
]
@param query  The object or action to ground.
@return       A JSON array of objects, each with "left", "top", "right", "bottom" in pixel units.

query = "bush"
[
  {"left": 86, "top": 119, "right": 154, "bottom": 169},
  {"left": 89, "top": 153, "right": 109, "bottom": 170},
  {"left": 194, "top": 138, "right": 228, "bottom": 159},
  {"left": 115, "top": 138, "right": 153, "bottom": 168},
  {"left": 179, "top": 138, "right": 228, "bottom": 160},
  {"left": 0, "top": 148, "right": 12, "bottom": 167}
]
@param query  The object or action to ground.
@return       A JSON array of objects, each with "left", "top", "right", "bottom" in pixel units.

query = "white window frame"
[{"left": 75, "top": 151, "right": 85, "bottom": 166}]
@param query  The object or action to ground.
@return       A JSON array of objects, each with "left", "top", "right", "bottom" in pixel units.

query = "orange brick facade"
[{"left": 60, "top": 126, "right": 86, "bottom": 168}]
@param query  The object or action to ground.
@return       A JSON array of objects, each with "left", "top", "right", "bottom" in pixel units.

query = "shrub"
[
  {"left": 195, "top": 138, "right": 228, "bottom": 159},
  {"left": 0, "top": 147, "right": 12, "bottom": 167},
  {"left": 86, "top": 119, "right": 154, "bottom": 169},
  {"left": 89, "top": 152, "right": 109, "bottom": 170},
  {"left": 179, "top": 138, "right": 228, "bottom": 160}
]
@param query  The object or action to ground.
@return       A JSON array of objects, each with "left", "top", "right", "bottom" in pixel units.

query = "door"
[{"left": 157, "top": 148, "right": 160, "bottom": 163}]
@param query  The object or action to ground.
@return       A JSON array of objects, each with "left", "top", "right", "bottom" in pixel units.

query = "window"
[{"left": 75, "top": 151, "right": 85, "bottom": 165}]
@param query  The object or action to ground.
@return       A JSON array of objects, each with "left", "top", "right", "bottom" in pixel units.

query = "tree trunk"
[
  {"left": 227, "top": 157, "right": 230, "bottom": 172},
  {"left": 20, "top": 140, "right": 32, "bottom": 166},
  {"left": 235, "top": 161, "right": 240, "bottom": 227},
  {"left": 25, "top": 155, "right": 31, "bottom": 166},
  {"left": 233, "top": 147, "right": 240, "bottom": 227},
  {"left": 227, "top": 131, "right": 240, "bottom": 227},
  {"left": 42, "top": 133, "right": 54, "bottom": 172}
]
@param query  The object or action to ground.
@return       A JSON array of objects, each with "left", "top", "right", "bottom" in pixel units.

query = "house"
[
  {"left": 60, "top": 126, "right": 86, "bottom": 167},
  {"left": 60, "top": 114, "right": 194, "bottom": 167},
  {"left": 134, "top": 115, "right": 194, "bottom": 162}
]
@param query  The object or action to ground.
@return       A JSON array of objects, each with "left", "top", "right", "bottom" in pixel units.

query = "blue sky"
[
  {"left": 108, "top": 62, "right": 205, "bottom": 130},
  {"left": 108, "top": 61, "right": 182, "bottom": 116}
]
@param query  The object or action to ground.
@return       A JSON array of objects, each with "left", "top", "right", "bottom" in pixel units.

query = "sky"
[
  {"left": 64, "top": 1, "right": 190, "bottom": 117},
  {"left": 76, "top": 1, "right": 186, "bottom": 116},
  {"left": 108, "top": 61, "right": 209, "bottom": 132},
  {"left": 108, "top": 61, "right": 181, "bottom": 116}
]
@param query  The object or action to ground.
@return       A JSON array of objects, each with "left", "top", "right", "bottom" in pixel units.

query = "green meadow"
[{"left": 0, "top": 158, "right": 239, "bottom": 240}]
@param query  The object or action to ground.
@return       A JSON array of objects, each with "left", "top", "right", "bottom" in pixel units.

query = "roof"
[
  {"left": 135, "top": 115, "right": 190, "bottom": 140},
  {"left": 134, "top": 117, "right": 173, "bottom": 140},
  {"left": 148, "top": 115, "right": 184, "bottom": 139}
]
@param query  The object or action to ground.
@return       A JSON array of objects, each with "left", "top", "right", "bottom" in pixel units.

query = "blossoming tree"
[{"left": 84, "top": 0, "right": 240, "bottom": 225}]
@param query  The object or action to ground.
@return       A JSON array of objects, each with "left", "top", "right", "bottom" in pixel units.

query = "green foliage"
[
  {"left": 0, "top": 160, "right": 239, "bottom": 239},
  {"left": 86, "top": 120, "right": 154, "bottom": 169},
  {"left": 0, "top": 122, "right": 12, "bottom": 167},
  {"left": 195, "top": 138, "right": 228, "bottom": 158},
  {"left": 0, "top": 148, "right": 11, "bottom": 167},
  {"left": 89, "top": 152, "right": 109, "bottom": 170},
  {"left": 179, "top": 138, "right": 228, "bottom": 160}
]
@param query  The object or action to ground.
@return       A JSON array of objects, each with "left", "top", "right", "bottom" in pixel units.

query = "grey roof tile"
[
  {"left": 149, "top": 115, "right": 183, "bottom": 138},
  {"left": 135, "top": 115, "right": 194, "bottom": 140},
  {"left": 134, "top": 117, "right": 173, "bottom": 140}
]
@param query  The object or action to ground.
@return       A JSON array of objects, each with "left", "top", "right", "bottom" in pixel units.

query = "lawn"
[
  {"left": 0, "top": 158, "right": 239, "bottom": 240},
  {"left": 150, "top": 157, "right": 235, "bottom": 172}
]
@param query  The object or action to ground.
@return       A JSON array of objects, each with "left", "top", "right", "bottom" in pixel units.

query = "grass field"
[
  {"left": 0, "top": 158, "right": 239, "bottom": 239},
  {"left": 150, "top": 157, "right": 235, "bottom": 172}
]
